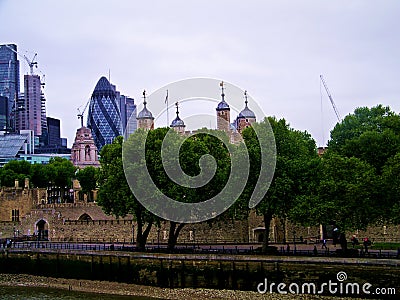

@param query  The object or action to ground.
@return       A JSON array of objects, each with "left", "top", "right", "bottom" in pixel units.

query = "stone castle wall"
[
  {"left": 0, "top": 187, "right": 46, "bottom": 222},
  {"left": 0, "top": 221, "right": 19, "bottom": 239},
  {"left": 1, "top": 184, "right": 399, "bottom": 244}
]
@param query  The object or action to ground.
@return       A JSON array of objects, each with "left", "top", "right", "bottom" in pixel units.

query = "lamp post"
[{"left": 293, "top": 230, "right": 296, "bottom": 253}]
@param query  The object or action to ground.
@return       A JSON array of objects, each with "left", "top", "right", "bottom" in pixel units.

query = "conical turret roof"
[
  {"left": 238, "top": 91, "right": 255, "bottom": 119},
  {"left": 170, "top": 101, "right": 185, "bottom": 127},
  {"left": 137, "top": 90, "right": 154, "bottom": 119}
]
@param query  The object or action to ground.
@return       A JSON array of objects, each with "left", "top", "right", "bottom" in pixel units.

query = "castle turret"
[
  {"left": 216, "top": 81, "right": 230, "bottom": 133},
  {"left": 236, "top": 90, "right": 256, "bottom": 134},
  {"left": 170, "top": 101, "right": 185, "bottom": 134},
  {"left": 136, "top": 90, "right": 154, "bottom": 130}
]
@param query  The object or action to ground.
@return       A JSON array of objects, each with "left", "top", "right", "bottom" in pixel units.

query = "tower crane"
[
  {"left": 77, "top": 99, "right": 90, "bottom": 128},
  {"left": 3, "top": 44, "right": 38, "bottom": 75},
  {"left": 320, "top": 75, "right": 342, "bottom": 122},
  {"left": 24, "top": 53, "right": 37, "bottom": 75}
]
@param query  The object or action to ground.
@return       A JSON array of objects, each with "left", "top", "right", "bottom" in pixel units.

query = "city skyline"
[{"left": 1, "top": 0, "right": 399, "bottom": 147}]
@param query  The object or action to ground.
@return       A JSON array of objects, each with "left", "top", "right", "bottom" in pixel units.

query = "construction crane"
[
  {"left": 77, "top": 99, "right": 90, "bottom": 128},
  {"left": 3, "top": 44, "right": 38, "bottom": 75},
  {"left": 320, "top": 75, "right": 342, "bottom": 122},
  {"left": 23, "top": 53, "right": 37, "bottom": 75}
]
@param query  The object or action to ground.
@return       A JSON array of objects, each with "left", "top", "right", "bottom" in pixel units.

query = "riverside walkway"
[{"left": 3, "top": 240, "right": 399, "bottom": 260}]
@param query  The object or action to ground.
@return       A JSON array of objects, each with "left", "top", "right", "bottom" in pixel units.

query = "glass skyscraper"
[
  {"left": 0, "top": 44, "right": 20, "bottom": 131},
  {"left": 119, "top": 95, "right": 137, "bottom": 139},
  {"left": 87, "top": 76, "right": 122, "bottom": 151},
  {"left": 0, "top": 96, "right": 7, "bottom": 131}
]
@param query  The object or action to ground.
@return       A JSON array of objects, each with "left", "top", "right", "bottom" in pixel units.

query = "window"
[
  {"left": 11, "top": 209, "right": 19, "bottom": 222},
  {"left": 85, "top": 145, "right": 91, "bottom": 161}
]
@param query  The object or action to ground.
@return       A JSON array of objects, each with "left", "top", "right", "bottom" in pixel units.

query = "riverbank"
[{"left": 0, "top": 273, "right": 375, "bottom": 300}]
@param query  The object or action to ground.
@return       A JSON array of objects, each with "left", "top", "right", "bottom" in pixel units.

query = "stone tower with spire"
[
  {"left": 136, "top": 90, "right": 154, "bottom": 130},
  {"left": 70, "top": 126, "right": 100, "bottom": 168},
  {"left": 170, "top": 101, "right": 186, "bottom": 134},
  {"left": 216, "top": 81, "right": 231, "bottom": 133}
]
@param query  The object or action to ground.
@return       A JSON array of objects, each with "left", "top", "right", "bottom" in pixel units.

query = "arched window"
[
  {"left": 85, "top": 145, "right": 91, "bottom": 161},
  {"left": 78, "top": 213, "right": 92, "bottom": 221}
]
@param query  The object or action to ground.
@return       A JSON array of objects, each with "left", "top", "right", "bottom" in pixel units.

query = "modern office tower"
[
  {"left": 46, "top": 117, "right": 61, "bottom": 146},
  {"left": 87, "top": 76, "right": 122, "bottom": 151},
  {"left": 112, "top": 84, "right": 137, "bottom": 138},
  {"left": 0, "top": 44, "right": 20, "bottom": 131},
  {"left": 119, "top": 95, "right": 137, "bottom": 138},
  {"left": 16, "top": 74, "right": 47, "bottom": 138},
  {"left": 60, "top": 138, "right": 67, "bottom": 148},
  {"left": 0, "top": 96, "right": 7, "bottom": 131}
]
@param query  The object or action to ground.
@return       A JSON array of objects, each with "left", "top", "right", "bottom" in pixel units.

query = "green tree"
[
  {"left": 3, "top": 160, "right": 31, "bottom": 176},
  {"left": 163, "top": 128, "right": 232, "bottom": 250},
  {"left": 98, "top": 135, "right": 156, "bottom": 251},
  {"left": 324, "top": 104, "right": 400, "bottom": 241},
  {"left": 2, "top": 160, "right": 31, "bottom": 187},
  {"left": 123, "top": 127, "right": 234, "bottom": 251},
  {"left": 382, "top": 152, "right": 400, "bottom": 224},
  {"left": 0, "top": 168, "right": 25, "bottom": 187},
  {"left": 47, "top": 157, "right": 76, "bottom": 202},
  {"left": 292, "top": 153, "right": 381, "bottom": 250},
  {"left": 328, "top": 105, "right": 400, "bottom": 173},
  {"left": 30, "top": 164, "right": 51, "bottom": 188},
  {"left": 75, "top": 166, "right": 98, "bottom": 202},
  {"left": 1, "top": 160, "right": 31, "bottom": 187},
  {"left": 243, "top": 117, "right": 318, "bottom": 252}
]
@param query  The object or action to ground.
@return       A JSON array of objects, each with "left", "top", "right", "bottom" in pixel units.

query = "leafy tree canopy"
[
  {"left": 75, "top": 166, "right": 98, "bottom": 201},
  {"left": 292, "top": 153, "right": 381, "bottom": 234},
  {"left": 328, "top": 105, "right": 400, "bottom": 172},
  {"left": 242, "top": 117, "right": 318, "bottom": 250},
  {"left": 382, "top": 152, "right": 400, "bottom": 224}
]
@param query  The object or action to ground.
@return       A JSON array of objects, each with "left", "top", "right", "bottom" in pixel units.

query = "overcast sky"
[{"left": 1, "top": 0, "right": 399, "bottom": 147}]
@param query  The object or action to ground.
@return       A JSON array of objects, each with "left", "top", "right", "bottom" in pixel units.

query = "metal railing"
[{"left": 2, "top": 241, "right": 399, "bottom": 259}]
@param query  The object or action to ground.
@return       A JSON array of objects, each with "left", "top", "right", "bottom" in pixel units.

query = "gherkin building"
[{"left": 87, "top": 76, "right": 122, "bottom": 151}]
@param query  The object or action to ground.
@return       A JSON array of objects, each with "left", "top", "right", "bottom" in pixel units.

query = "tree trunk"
[
  {"left": 136, "top": 215, "right": 145, "bottom": 251},
  {"left": 167, "top": 222, "right": 185, "bottom": 252},
  {"left": 134, "top": 208, "right": 153, "bottom": 252},
  {"left": 142, "top": 221, "right": 153, "bottom": 244},
  {"left": 339, "top": 233, "right": 348, "bottom": 251},
  {"left": 262, "top": 211, "right": 273, "bottom": 253}
]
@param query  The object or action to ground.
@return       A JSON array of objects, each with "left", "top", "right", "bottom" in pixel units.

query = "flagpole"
[{"left": 166, "top": 90, "right": 169, "bottom": 126}]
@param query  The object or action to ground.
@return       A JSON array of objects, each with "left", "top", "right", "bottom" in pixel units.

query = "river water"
[{"left": 0, "top": 286, "right": 156, "bottom": 300}]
